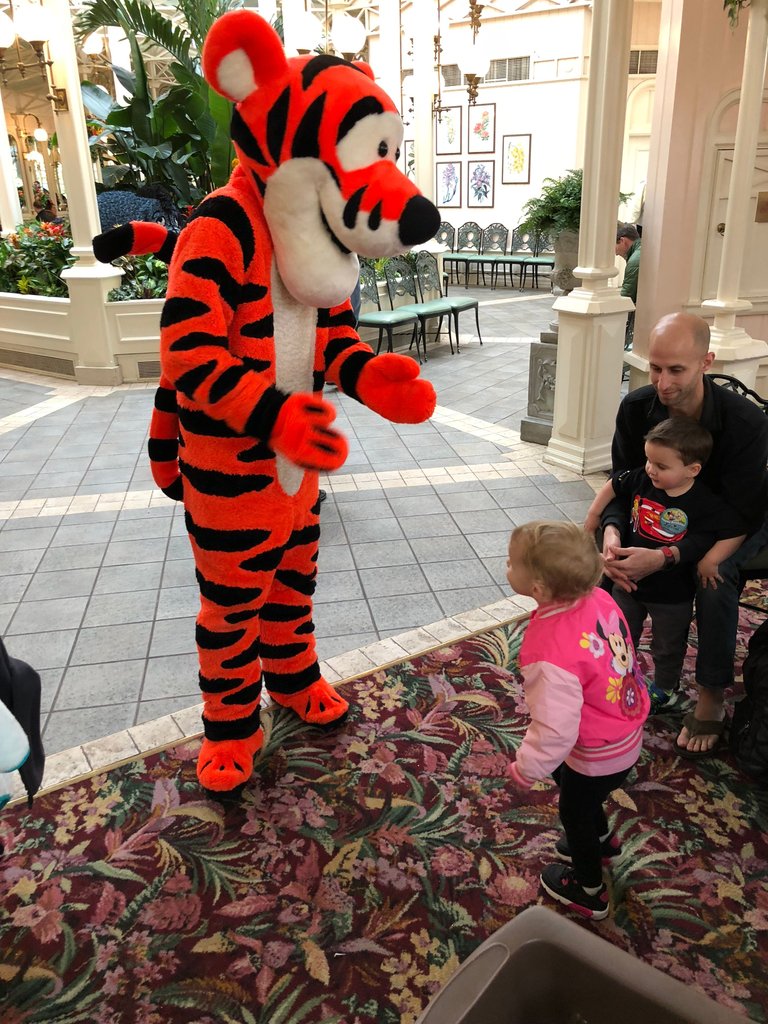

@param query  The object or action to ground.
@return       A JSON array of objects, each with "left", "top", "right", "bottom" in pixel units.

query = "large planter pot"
[
  {"left": 0, "top": 291, "right": 165, "bottom": 384},
  {"left": 0, "top": 291, "right": 74, "bottom": 378},
  {"left": 551, "top": 228, "right": 581, "bottom": 295},
  {"left": 105, "top": 297, "right": 163, "bottom": 382}
]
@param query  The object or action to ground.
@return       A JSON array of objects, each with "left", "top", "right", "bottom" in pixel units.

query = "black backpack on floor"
[{"left": 730, "top": 618, "right": 768, "bottom": 784}]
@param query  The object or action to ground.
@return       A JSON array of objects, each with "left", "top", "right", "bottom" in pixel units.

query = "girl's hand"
[
  {"left": 697, "top": 556, "right": 722, "bottom": 589},
  {"left": 506, "top": 760, "right": 534, "bottom": 790}
]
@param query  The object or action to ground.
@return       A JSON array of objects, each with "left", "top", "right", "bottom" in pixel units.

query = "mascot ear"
[{"left": 202, "top": 9, "right": 288, "bottom": 102}]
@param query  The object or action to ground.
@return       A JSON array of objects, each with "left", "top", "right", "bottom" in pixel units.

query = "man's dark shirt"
[
  {"left": 603, "top": 377, "right": 768, "bottom": 540},
  {"left": 611, "top": 468, "right": 744, "bottom": 603}
]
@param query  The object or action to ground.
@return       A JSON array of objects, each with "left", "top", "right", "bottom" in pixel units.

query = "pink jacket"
[{"left": 510, "top": 588, "right": 649, "bottom": 788}]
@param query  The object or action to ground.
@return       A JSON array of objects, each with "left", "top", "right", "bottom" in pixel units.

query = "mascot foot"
[
  {"left": 197, "top": 729, "right": 264, "bottom": 794},
  {"left": 269, "top": 679, "right": 349, "bottom": 726}
]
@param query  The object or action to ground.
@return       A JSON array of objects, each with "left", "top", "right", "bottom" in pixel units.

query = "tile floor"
[{"left": 0, "top": 283, "right": 606, "bottom": 792}]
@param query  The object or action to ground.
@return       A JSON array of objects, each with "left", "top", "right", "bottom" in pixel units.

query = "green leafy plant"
[
  {"left": 0, "top": 222, "right": 76, "bottom": 297},
  {"left": 724, "top": 0, "right": 750, "bottom": 27},
  {"left": 74, "top": 0, "right": 242, "bottom": 204},
  {"left": 368, "top": 252, "right": 419, "bottom": 280},
  {"left": 518, "top": 168, "right": 584, "bottom": 237},
  {"left": 108, "top": 253, "right": 169, "bottom": 300},
  {"left": 519, "top": 168, "right": 632, "bottom": 239}
]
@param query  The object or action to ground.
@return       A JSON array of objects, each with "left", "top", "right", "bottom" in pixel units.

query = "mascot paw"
[
  {"left": 271, "top": 393, "right": 349, "bottom": 470},
  {"left": 270, "top": 679, "right": 349, "bottom": 726},
  {"left": 356, "top": 353, "right": 436, "bottom": 424},
  {"left": 197, "top": 730, "right": 264, "bottom": 793}
]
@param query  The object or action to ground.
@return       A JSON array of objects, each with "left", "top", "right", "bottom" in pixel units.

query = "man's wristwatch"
[{"left": 660, "top": 546, "right": 676, "bottom": 570}]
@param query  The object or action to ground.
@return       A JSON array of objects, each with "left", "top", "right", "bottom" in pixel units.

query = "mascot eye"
[
  {"left": 395, "top": 147, "right": 401, "bottom": 160},
  {"left": 336, "top": 110, "right": 404, "bottom": 172}
]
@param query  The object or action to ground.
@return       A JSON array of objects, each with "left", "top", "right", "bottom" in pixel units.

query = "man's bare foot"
[{"left": 675, "top": 687, "right": 725, "bottom": 754}]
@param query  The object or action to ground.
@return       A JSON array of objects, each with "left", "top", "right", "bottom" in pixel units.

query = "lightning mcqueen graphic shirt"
[{"left": 611, "top": 468, "right": 744, "bottom": 603}]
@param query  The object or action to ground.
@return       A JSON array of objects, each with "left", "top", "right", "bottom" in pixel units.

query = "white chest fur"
[{"left": 271, "top": 261, "right": 317, "bottom": 495}]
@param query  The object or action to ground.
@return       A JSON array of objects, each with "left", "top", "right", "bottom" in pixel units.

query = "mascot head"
[{"left": 202, "top": 10, "right": 440, "bottom": 307}]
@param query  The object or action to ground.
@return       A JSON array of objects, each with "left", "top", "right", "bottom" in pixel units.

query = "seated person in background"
[
  {"left": 586, "top": 417, "right": 745, "bottom": 733},
  {"left": 600, "top": 312, "right": 768, "bottom": 758},
  {"left": 616, "top": 223, "right": 641, "bottom": 347},
  {"left": 33, "top": 200, "right": 58, "bottom": 224}
]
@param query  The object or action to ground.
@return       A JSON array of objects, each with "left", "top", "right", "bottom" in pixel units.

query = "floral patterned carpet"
[{"left": 2, "top": 604, "right": 768, "bottom": 1024}]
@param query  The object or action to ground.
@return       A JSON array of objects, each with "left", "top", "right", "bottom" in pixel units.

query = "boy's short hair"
[
  {"left": 511, "top": 520, "right": 602, "bottom": 601},
  {"left": 644, "top": 417, "right": 713, "bottom": 467}
]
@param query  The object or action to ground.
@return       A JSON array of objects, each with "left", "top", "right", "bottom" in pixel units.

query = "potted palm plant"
[{"left": 518, "top": 168, "right": 582, "bottom": 294}]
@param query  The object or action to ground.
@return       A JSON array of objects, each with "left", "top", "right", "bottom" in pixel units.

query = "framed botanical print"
[
  {"left": 436, "top": 160, "right": 461, "bottom": 208},
  {"left": 467, "top": 160, "right": 494, "bottom": 208},
  {"left": 502, "top": 134, "right": 531, "bottom": 184},
  {"left": 403, "top": 140, "right": 415, "bottom": 180},
  {"left": 435, "top": 107, "right": 462, "bottom": 156},
  {"left": 468, "top": 102, "right": 495, "bottom": 154}
]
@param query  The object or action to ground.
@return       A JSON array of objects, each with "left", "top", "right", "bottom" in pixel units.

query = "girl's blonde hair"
[{"left": 511, "top": 520, "right": 602, "bottom": 601}]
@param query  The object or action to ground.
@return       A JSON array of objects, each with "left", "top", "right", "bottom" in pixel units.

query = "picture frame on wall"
[
  {"left": 501, "top": 134, "right": 531, "bottom": 184},
  {"left": 436, "top": 161, "right": 462, "bottom": 208},
  {"left": 467, "top": 160, "right": 495, "bottom": 208},
  {"left": 403, "top": 140, "right": 415, "bottom": 180},
  {"left": 435, "top": 107, "right": 462, "bottom": 156},
  {"left": 468, "top": 102, "right": 495, "bottom": 154}
]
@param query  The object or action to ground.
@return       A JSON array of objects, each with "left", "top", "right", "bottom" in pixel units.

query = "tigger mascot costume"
[{"left": 92, "top": 10, "right": 440, "bottom": 795}]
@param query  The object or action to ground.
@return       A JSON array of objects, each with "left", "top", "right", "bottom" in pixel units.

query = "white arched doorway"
[{"left": 619, "top": 78, "right": 655, "bottom": 224}]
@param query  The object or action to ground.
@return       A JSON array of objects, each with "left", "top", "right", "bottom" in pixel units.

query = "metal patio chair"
[
  {"left": 415, "top": 250, "right": 482, "bottom": 353},
  {"left": 356, "top": 261, "right": 420, "bottom": 358},
  {"left": 383, "top": 256, "right": 453, "bottom": 360}
]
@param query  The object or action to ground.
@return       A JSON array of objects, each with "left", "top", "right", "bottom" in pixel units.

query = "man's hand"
[
  {"left": 697, "top": 555, "right": 722, "bottom": 589},
  {"left": 606, "top": 545, "right": 666, "bottom": 588}
]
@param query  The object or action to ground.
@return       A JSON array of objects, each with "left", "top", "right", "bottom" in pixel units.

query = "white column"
[
  {"left": 410, "top": 9, "right": 436, "bottom": 202},
  {"left": 701, "top": 0, "right": 768, "bottom": 387},
  {"left": 0, "top": 91, "right": 23, "bottom": 233},
  {"left": 544, "top": 0, "right": 634, "bottom": 475},
  {"left": 376, "top": 0, "right": 402, "bottom": 114},
  {"left": 44, "top": 0, "right": 123, "bottom": 386},
  {"left": 281, "top": 0, "right": 307, "bottom": 56}
]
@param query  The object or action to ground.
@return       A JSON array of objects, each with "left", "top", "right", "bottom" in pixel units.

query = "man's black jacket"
[{"left": 603, "top": 377, "right": 768, "bottom": 540}]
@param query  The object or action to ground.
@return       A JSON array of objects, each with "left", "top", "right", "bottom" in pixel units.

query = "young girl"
[{"left": 506, "top": 520, "right": 650, "bottom": 920}]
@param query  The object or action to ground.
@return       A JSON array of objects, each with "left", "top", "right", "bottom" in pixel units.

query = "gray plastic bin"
[{"left": 415, "top": 905, "right": 751, "bottom": 1024}]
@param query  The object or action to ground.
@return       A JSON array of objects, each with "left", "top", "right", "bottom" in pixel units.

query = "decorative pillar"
[
  {"left": 410, "top": 8, "right": 436, "bottom": 202},
  {"left": 44, "top": 0, "right": 123, "bottom": 385},
  {"left": 281, "top": 0, "right": 306, "bottom": 55},
  {"left": 544, "top": 0, "right": 635, "bottom": 475},
  {"left": 0, "top": 90, "right": 23, "bottom": 233},
  {"left": 376, "top": 0, "right": 402, "bottom": 115},
  {"left": 701, "top": 0, "right": 768, "bottom": 387}
]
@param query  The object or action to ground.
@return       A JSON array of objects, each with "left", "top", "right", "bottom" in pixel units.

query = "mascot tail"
[
  {"left": 92, "top": 221, "right": 178, "bottom": 264},
  {"left": 92, "top": 222, "right": 183, "bottom": 501}
]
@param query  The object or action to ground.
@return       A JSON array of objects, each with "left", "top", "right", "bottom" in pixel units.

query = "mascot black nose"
[{"left": 398, "top": 195, "right": 442, "bottom": 247}]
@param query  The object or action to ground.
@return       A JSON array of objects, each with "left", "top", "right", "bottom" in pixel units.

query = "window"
[
  {"left": 486, "top": 56, "right": 531, "bottom": 82},
  {"left": 442, "top": 56, "right": 530, "bottom": 88},
  {"left": 628, "top": 49, "right": 658, "bottom": 75},
  {"left": 443, "top": 64, "right": 462, "bottom": 87}
]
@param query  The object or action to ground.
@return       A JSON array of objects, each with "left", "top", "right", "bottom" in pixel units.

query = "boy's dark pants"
[
  {"left": 611, "top": 586, "right": 693, "bottom": 693},
  {"left": 553, "top": 763, "right": 632, "bottom": 888}
]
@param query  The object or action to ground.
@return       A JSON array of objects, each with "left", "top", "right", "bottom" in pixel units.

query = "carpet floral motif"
[{"left": 2, "top": 615, "right": 768, "bottom": 1023}]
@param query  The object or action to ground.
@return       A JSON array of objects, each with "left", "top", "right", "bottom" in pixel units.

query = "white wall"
[{"left": 367, "top": 1, "right": 591, "bottom": 234}]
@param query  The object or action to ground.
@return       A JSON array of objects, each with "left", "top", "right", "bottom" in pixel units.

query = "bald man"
[{"left": 600, "top": 312, "right": 768, "bottom": 758}]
